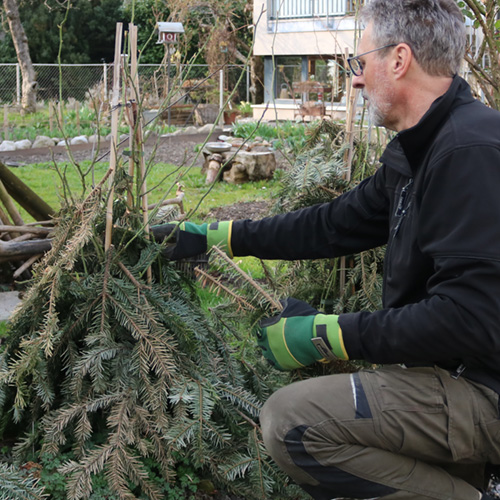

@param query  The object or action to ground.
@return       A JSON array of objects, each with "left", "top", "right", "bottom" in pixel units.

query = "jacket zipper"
[
  {"left": 383, "top": 177, "right": 414, "bottom": 304},
  {"left": 393, "top": 178, "right": 414, "bottom": 237}
]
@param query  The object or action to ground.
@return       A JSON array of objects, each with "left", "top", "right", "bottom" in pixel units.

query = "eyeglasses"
[{"left": 347, "top": 44, "right": 398, "bottom": 76}]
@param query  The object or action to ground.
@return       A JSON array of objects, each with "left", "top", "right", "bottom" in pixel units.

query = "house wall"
[
  {"left": 253, "top": 0, "right": 360, "bottom": 117},
  {"left": 253, "top": 0, "right": 358, "bottom": 56}
]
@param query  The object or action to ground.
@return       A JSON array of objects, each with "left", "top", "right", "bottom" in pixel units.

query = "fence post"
[
  {"left": 219, "top": 68, "right": 224, "bottom": 125},
  {"left": 246, "top": 65, "right": 250, "bottom": 102},
  {"left": 16, "top": 64, "right": 21, "bottom": 106},
  {"left": 103, "top": 62, "right": 108, "bottom": 101},
  {"left": 3, "top": 105, "right": 8, "bottom": 140}
]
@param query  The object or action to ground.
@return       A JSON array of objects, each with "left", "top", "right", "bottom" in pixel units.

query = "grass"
[{"left": 13, "top": 159, "right": 279, "bottom": 223}]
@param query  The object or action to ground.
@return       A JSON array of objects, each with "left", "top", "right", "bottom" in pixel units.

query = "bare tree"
[
  {"left": 3, "top": 0, "right": 37, "bottom": 113},
  {"left": 460, "top": 0, "right": 500, "bottom": 109}
]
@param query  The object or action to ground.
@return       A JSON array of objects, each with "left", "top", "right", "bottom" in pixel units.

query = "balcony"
[{"left": 268, "top": 0, "right": 359, "bottom": 20}]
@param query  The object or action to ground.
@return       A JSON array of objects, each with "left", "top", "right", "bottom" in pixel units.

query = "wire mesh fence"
[{"left": 0, "top": 62, "right": 250, "bottom": 109}]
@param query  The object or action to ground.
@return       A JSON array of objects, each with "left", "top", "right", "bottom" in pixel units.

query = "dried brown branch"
[
  {"left": 210, "top": 246, "right": 283, "bottom": 312},
  {"left": 194, "top": 266, "right": 256, "bottom": 311}
]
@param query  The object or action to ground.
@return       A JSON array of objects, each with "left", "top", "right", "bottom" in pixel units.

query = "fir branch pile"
[
  {"left": 0, "top": 169, "right": 297, "bottom": 499},
  {"left": 271, "top": 120, "right": 385, "bottom": 340}
]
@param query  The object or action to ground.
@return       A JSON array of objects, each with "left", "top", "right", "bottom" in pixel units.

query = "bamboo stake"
[
  {"left": 104, "top": 22, "right": 123, "bottom": 252},
  {"left": 339, "top": 48, "right": 360, "bottom": 292},
  {"left": 129, "top": 23, "right": 152, "bottom": 283}
]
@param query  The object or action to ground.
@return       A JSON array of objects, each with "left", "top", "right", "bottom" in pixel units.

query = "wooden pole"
[
  {"left": 0, "top": 238, "right": 52, "bottom": 257},
  {"left": 104, "top": 22, "right": 123, "bottom": 252},
  {"left": 0, "top": 162, "right": 54, "bottom": 221},
  {"left": 0, "top": 180, "right": 24, "bottom": 227}
]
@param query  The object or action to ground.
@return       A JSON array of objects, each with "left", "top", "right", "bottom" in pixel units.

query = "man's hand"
[
  {"left": 151, "top": 221, "right": 233, "bottom": 260},
  {"left": 255, "top": 298, "right": 348, "bottom": 370}
]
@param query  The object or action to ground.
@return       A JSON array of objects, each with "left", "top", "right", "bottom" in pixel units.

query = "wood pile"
[{"left": 0, "top": 161, "right": 54, "bottom": 280}]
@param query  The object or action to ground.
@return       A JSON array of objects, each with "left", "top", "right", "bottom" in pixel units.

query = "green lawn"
[{"left": 12, "top": 159, "right": 279, "bottom": 224}]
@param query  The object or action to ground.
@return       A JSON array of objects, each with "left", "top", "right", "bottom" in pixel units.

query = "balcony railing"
[{"left": 268, "top": 0, "right": 359, "bottom": 20}]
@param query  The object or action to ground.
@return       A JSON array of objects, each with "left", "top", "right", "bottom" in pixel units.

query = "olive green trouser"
[{"left": 260, "top": 365, "right": 500, "bottom": 500}]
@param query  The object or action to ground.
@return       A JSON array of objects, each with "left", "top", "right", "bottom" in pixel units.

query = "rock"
[
  {"left": 183, "top": 126, "right": 199, "bottom": 135},
  {"left": 0, "top": 141, "right": 16, "bottom": 152},
  {"left": 57, "top": 140, "right": 67, "bottom": 147},
  {"left": 198, "top": 124, "right": 221, "bottom": 134},
  {"left": 88, "top": 134, "right": 100, "bottom": 144},
  {"left": 14, "top": 139, "right": 32, "bottom": 150},
  {"left": 33, "top": 135, "right": 56, "bottom": 148},
  {"left": 119, "top": 133, "right": 129, "bottom": 142},
  {"left": 70, "top": 135, "right": 89, "bottom": 145},
  {"left": 223, "top": 151, "right": 276, "bottom": 184}
]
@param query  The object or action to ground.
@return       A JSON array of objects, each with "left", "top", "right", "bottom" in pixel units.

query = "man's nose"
[{"left": 352, "top": 74, "right": 364, "bottom": 89}]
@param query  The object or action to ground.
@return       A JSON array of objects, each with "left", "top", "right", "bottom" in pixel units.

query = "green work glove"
[
  {"left": 255, "top": 297, "right": 348, "bottom": 371},
  {"left": 151, "top": 220, "right": 233, "bottom": 260}
]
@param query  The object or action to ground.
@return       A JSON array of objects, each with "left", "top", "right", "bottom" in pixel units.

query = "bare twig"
[
  {"left": 194, "top": 266, "right": 256, "bottom": 311},
  {"left": 13, "top": 253, "right": 43, "bottom": 279},
  {"left": 210, "top": 246, "right": 283, "bottom": 312},
  {"left": 0, "top": 225, "right": 52, "bottom": 235}
]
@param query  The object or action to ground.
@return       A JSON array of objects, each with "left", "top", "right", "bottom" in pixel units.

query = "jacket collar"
[{"left": 380, "top": 76, "right": 474, "bottom": 175}]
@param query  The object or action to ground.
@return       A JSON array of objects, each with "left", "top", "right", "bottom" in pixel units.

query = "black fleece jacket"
[{"left": 231, "top": 76, "right": 500, "bottom": 393}]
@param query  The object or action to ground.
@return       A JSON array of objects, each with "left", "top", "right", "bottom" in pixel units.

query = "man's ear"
[{"left": 392, "top": 43, "right": 412, "bottom": 79}]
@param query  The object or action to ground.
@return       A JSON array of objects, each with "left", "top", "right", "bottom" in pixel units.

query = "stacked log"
[{"left": 0, "top": 161, "right": 54, "bottom": 279}]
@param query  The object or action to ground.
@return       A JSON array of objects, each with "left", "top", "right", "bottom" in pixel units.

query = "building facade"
[{"left": 252, "top": 0, "right": 363, "bottom": 121}]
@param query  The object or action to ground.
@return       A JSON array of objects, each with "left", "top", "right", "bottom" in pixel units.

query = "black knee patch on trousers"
[{"left": 284, "top": 425, "right": 398, "bottom": 499}]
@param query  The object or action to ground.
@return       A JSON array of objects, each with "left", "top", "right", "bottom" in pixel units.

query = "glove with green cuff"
[
  {"left": 255, "top": 297, "right": 348, "bottom": 371},
  {"left": 151, "top": 220, "right": 233, "bottom": 260}
]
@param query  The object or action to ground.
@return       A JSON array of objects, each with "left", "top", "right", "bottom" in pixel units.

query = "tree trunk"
[
  {"left": 250, "top": 55, "right": 264, "bottom": 104},
  {"left": 3, "top": 0, "right": 37, "bottom": 114}
]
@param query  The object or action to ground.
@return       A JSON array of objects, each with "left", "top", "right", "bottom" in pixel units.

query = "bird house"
[{"left": 157, "top": 22, "right": 184, "bottom": 44}]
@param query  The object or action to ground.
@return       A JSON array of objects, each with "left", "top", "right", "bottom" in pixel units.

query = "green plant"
[
  {"left": 238, "top": 100, "right": 252, "bottom": 117},
  {"left": 232, "top": 120, "right": 308, "bottom": 156},
  {"left": 270, "top": 119, "right": 385, "bottom": 319},
  {"left": 0, "top": 322, "right": 9, "bottom": 339}
]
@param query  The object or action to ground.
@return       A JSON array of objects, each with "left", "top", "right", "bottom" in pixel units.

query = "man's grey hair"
[{"left": 360, "top": 0, "right": 466, "bottom": 77}]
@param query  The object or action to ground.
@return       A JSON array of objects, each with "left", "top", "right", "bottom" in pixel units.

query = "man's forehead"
[{"left": 358, "top": 23, "right": 375, "bottom": 53}]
